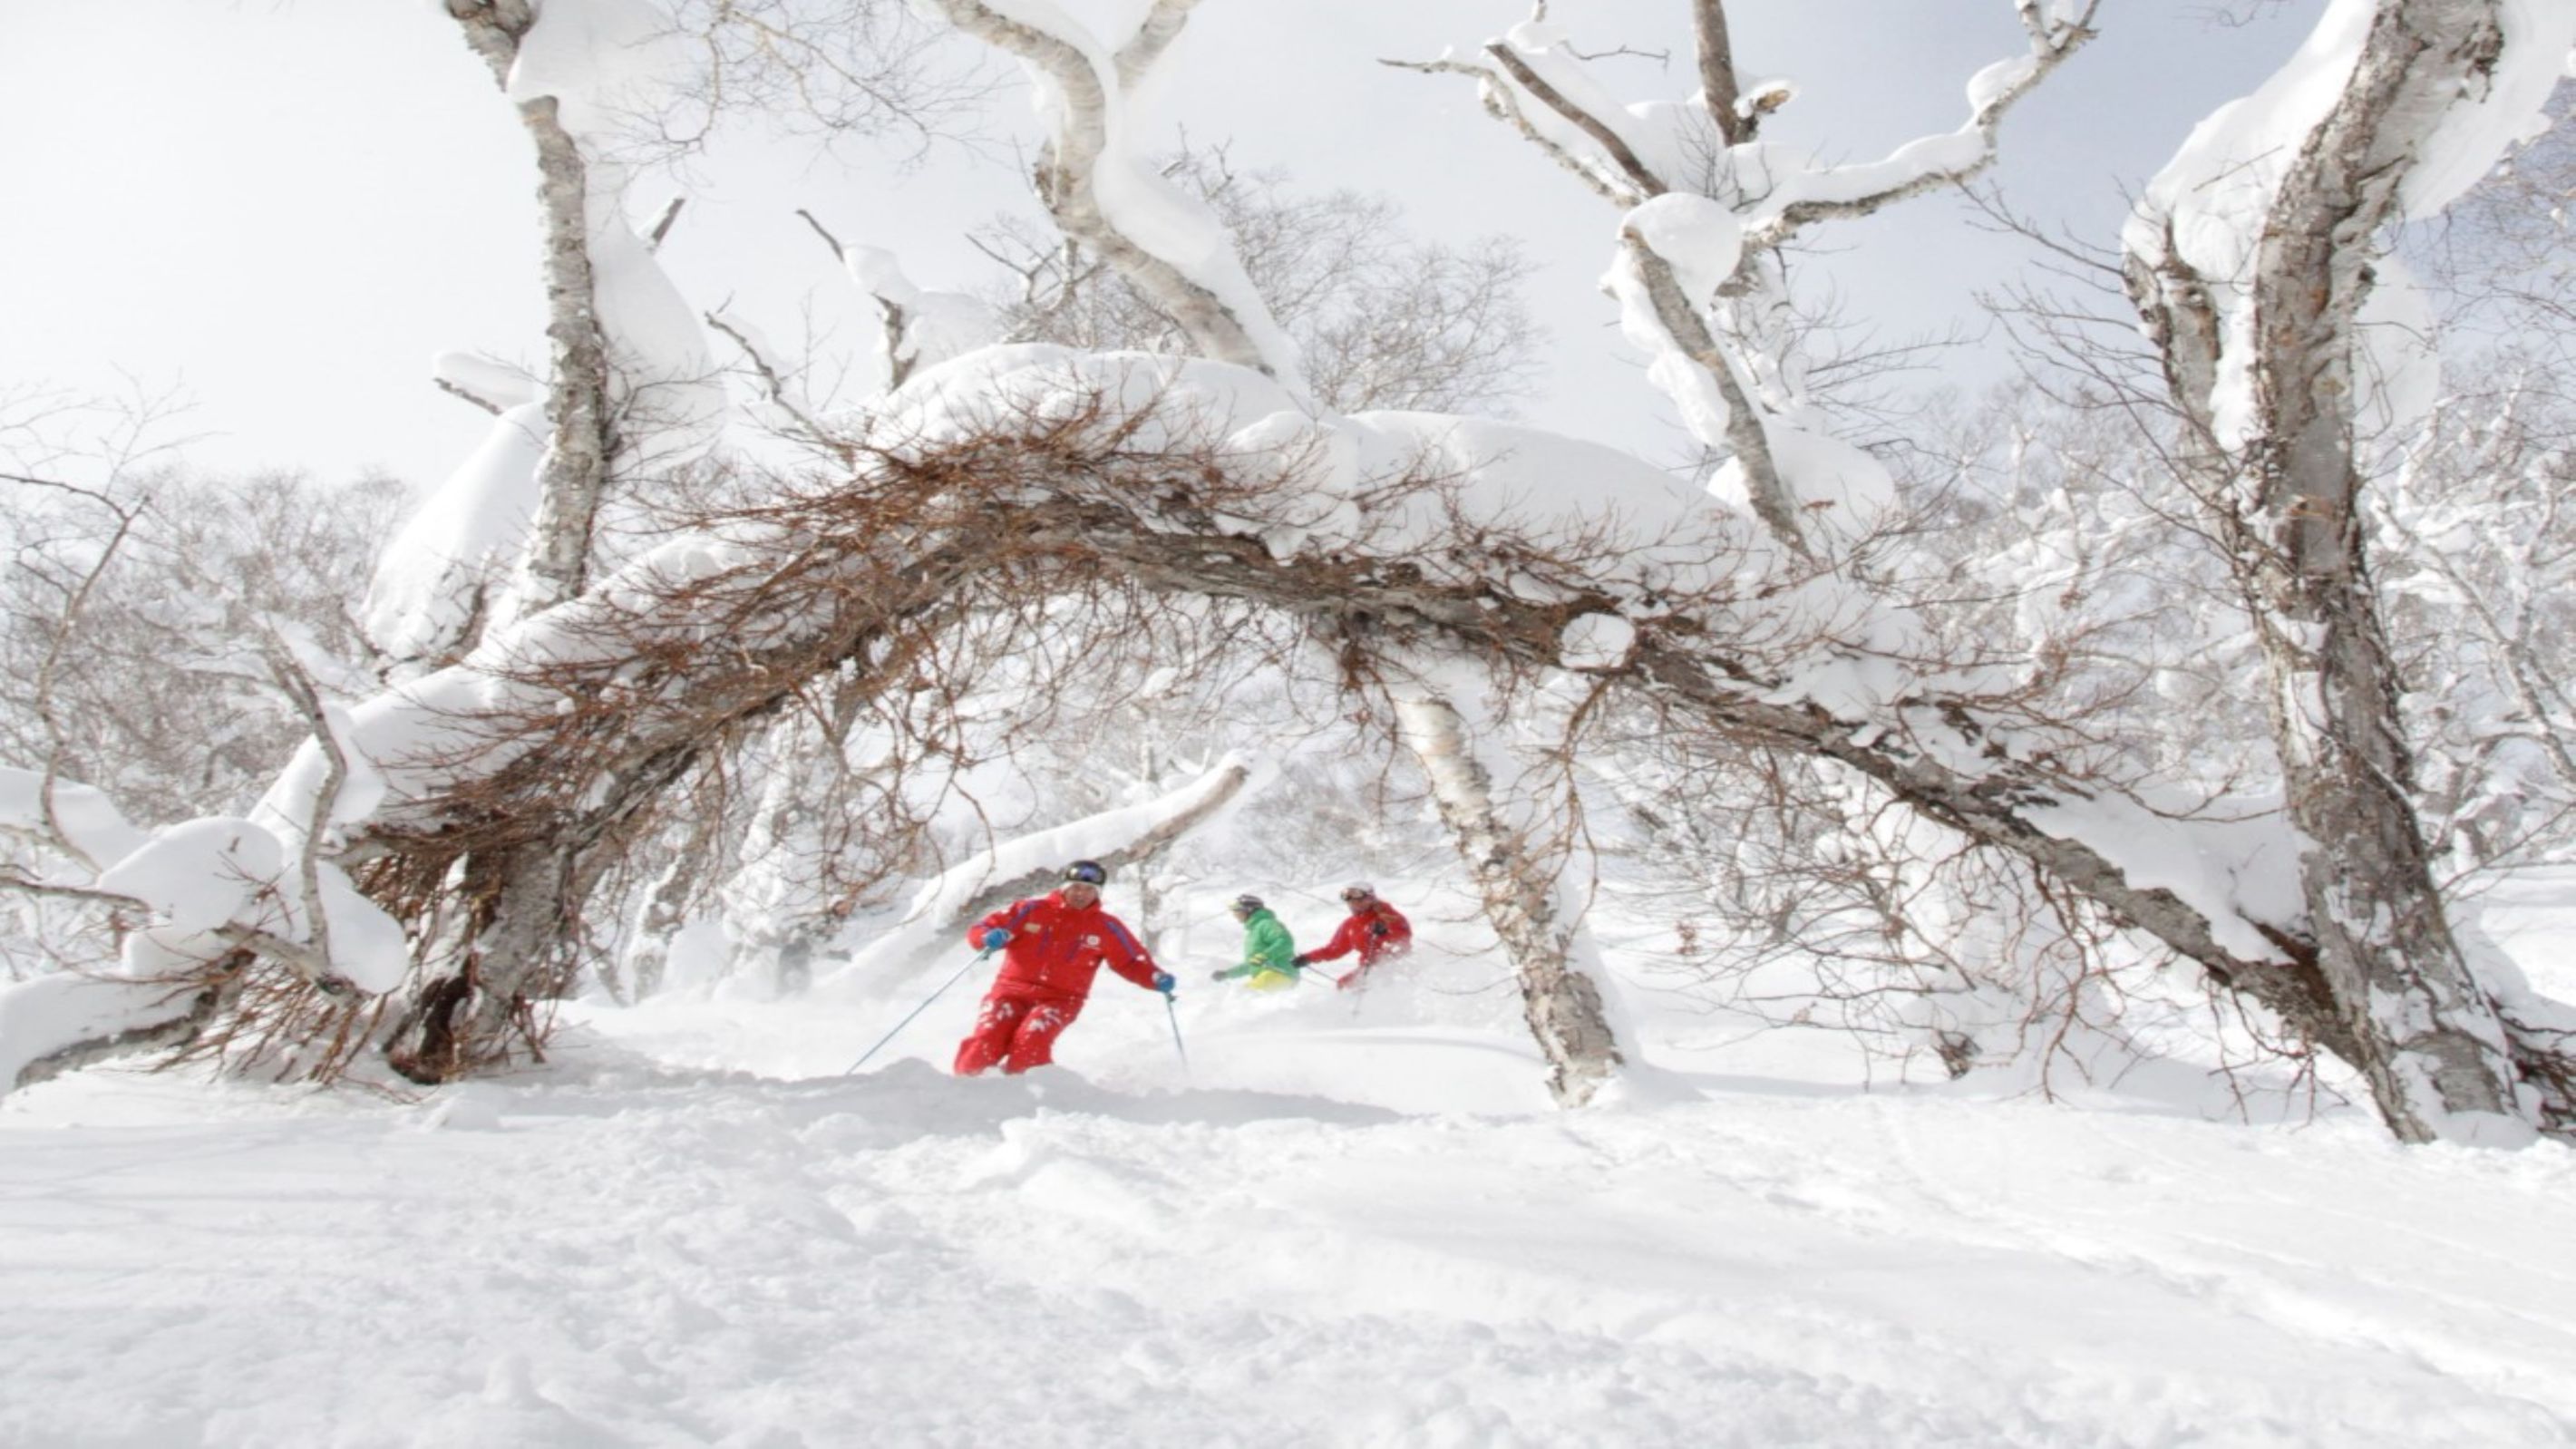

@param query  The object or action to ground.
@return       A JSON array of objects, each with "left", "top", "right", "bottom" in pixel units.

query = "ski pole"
[
  {"left": 1162, "top": 990, "right": 1191, "bottom": 1075},
  {"left": 844, "top": 946, "right": 994, "bottom": 1075}
]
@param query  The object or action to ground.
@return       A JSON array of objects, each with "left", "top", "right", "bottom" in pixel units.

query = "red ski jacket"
[
  {"left": 1305, "top": 900, "right": 1413, "bottom": 971},
  {"left": 970, "top": 891, "right": 1161, "bottom": 1002}
]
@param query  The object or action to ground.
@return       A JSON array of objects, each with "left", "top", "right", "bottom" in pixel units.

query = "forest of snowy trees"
[{"left": 5, "top": 0, "right": 2576, "bottom": 1149}]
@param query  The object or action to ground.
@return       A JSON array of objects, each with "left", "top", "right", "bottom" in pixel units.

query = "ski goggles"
[{"left": 1063, "top": 861, "right": 1108, "bottom": 886}]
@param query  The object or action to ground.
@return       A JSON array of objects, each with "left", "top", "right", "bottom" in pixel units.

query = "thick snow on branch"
[
  {"left": 2126, "top": 0, "right": 2576, "bottom": 448},
  {"left": 0, "top": 783, "right": 413, "bottom": 1093},
  {"left": 432, "top": 350, "right": 542, "bottom": 415},
  {"left": 817, "top": 753, "right": 1260, "bottom": 991},
  {"left": 1454, "top": 5, "right": 2089, "bottom": 552},
  {"left": 883, "top": 343, "right": 1770, "bottom": 608},
  {"left": 264, "top": 527, "right": 781, "bottom": 851},
  {"left": 925, "top": 0, "right": 1307, "bottom": 395},
  {"left": 365, "top": 402, "right": 546, "bottom": 668},
  {"left": 1479, "top": 19, "right": 1705, "bottom": 200},
  {"left": 844, "top": 247, "right": 1002, "bottom": 386},
  {"left": 1480, "top": 8, "right": 2089, "bottom": 233},
  {"left": 2021, "top": 787, "right": 2305, "bottom": 966},
  {"left": 82, "top": 814, "right": 404, "bottom": 995},
  {"left": 1709, "top": 424, "right": 1897, "bottom": 536},
  {"left": 504, "top": 0, "right": 680, "bottom": 137},
  {"left": 0, "top": 767, "right": 147, "bottom": 871},
  {"left": 0, "top": 973, "right": 203, "bottom": 1093},
  {"left": 2124, "top": 2, "right": 2377, "bottom": 450},
  {"left": 1603, "top": 194, "right": 1744, "bottom": 449},
  {"left": 2403, "top": 0, "right": 2576, "bottom": 216},
  {"left": 263, "top": 345, "right": 1775, "bottom": 887},
  {"left": 505, "top": 0, "right": 724, "bottom": 457}
]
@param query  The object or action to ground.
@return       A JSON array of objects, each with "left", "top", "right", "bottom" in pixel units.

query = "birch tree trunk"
[
  {"left": 1394, "top": 688, "right": 1622, "bottom": 1106},
  {"left": 445, "top": 1, "right": 617, "bottom": 618},
  {"left": 378, "top": 3, "right": 637, "bottom": 1079},
  {"left": 2126, "top": 0, "right": 2535, "bottom": 1143}
]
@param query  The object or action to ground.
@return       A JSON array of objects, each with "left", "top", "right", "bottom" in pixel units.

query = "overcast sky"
[{"left": 0, "top": 1, "right": 2313, "bottom": 493}]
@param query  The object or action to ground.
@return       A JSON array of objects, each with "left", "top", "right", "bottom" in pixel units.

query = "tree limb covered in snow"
[
  {"left": 262, "top": 641, "right": 347, "bottom": 972},
  {"left": 0, "top": 870, "right": 340, "bottom": 987},
  {"left": 1402, "top": 2, "right": 2098, "bottom": 557},
  {"left": 828, "top": 757, "right": 1254, "bottom": 987},
  {"left": 442, "top": 2, "right": 618, "bottom": 618},
  {"left": 1743, "top": 3, "right": 2099, "bottom": 247},
  {"left": 5, "top": 970, "right": 237, "bottom": 1093},
  {"left": 1614, "top": 234, "right": 1803, "bottom": 551},
  {"left": 920, "top": 0, "right": 1299, "bottom": 387},
  {"left": 1482, "top": 43, "right": 1667, "bottom": 203}
]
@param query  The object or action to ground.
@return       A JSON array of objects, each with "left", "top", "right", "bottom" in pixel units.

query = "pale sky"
[{"left": 0, "top": 1, "right": 2312, "bottom": 493}]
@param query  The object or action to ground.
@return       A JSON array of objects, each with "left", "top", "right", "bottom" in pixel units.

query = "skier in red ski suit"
[
  {"left": 1295, "top": 883, "right": 1414, "bottom": 990},
  {"left": 953, "top": 860, "right": 1173, "bottom": 1075}
]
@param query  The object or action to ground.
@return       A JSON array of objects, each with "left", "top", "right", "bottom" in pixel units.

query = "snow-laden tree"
[
  {"left": 8, "top": 0, "right": 2576, "bottom": 1144},
  {"left": 2120, "top": 0, "right": 2576, "bottom": 1140}
]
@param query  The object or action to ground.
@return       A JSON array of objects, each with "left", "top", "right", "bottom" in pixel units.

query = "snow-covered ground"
[{"left": 7, "top": 880, "right": 2576, "bottom": 1447}]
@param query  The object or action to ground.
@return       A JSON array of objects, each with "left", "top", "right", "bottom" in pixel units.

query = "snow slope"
[{"left": 6, "top": 883, "right": 2576, "bottom": 1447}]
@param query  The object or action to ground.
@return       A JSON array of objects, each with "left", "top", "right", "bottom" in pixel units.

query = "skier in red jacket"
[
  {"left": 954, "top": 860, "right": 1174, "bottom": 1075},
  {"left": 1295, "top": 883, "right": 1414, "bottom": 990}
]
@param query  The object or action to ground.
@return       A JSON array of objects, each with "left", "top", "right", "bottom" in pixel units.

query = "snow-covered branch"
[
  {"left": 1738, "top": 2, "right": 2098, "bottom": 246},
  {"left": 822, "top": 754, "right": 1254, "bottom": 988},
  {"left": 261, "top": 640, "right": 350, "bottom": 973},
  {"left": 441, "top": 0, "right": 724, "bottom": 626},
  {"left": 920, "top": 0, "right": 1307, "bottom": 394},
  {"left": 1405, "top": 3, "right": 2096, "bottom": 555},
  {"left": 1482, "top": 42, "right": 1668, "bottom": 202}
]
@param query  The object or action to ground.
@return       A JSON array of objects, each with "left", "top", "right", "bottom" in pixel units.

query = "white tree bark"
[
  {"left": 1393, "top": 686, "right": 1623, "bottom": 1107},
  {"left": 446, "top": 2, "right": 617, "bottom": 618},
  {"left": 2124, "top": 0, "right": 2539, "bottom": 1143}
]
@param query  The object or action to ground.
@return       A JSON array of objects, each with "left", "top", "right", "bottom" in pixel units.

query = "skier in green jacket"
[{"left": 1210, "top": 894, "right": 1300, "bottom": 990}]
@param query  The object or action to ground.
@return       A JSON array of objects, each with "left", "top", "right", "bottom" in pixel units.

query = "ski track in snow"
[{"left": 6, "top": 982, "right": 2576, "bottom": 1449}]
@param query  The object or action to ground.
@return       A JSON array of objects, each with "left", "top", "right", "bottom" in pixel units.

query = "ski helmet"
[
  {"left": 1231, "top": 893, "right": 1265, "bottom": 913},
  {"left": 1341, "top": 882, "right": 1375, "bottom": 902}
]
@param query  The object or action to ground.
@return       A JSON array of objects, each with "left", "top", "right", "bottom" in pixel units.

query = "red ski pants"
[{"left": 953, "top": 993, "right": 1083, "bottom": 1075}]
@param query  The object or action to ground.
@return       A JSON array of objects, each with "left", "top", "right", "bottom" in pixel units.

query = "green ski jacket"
[{"left": 1214, "top": 908, "right": 1298, "bottom": 981}]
